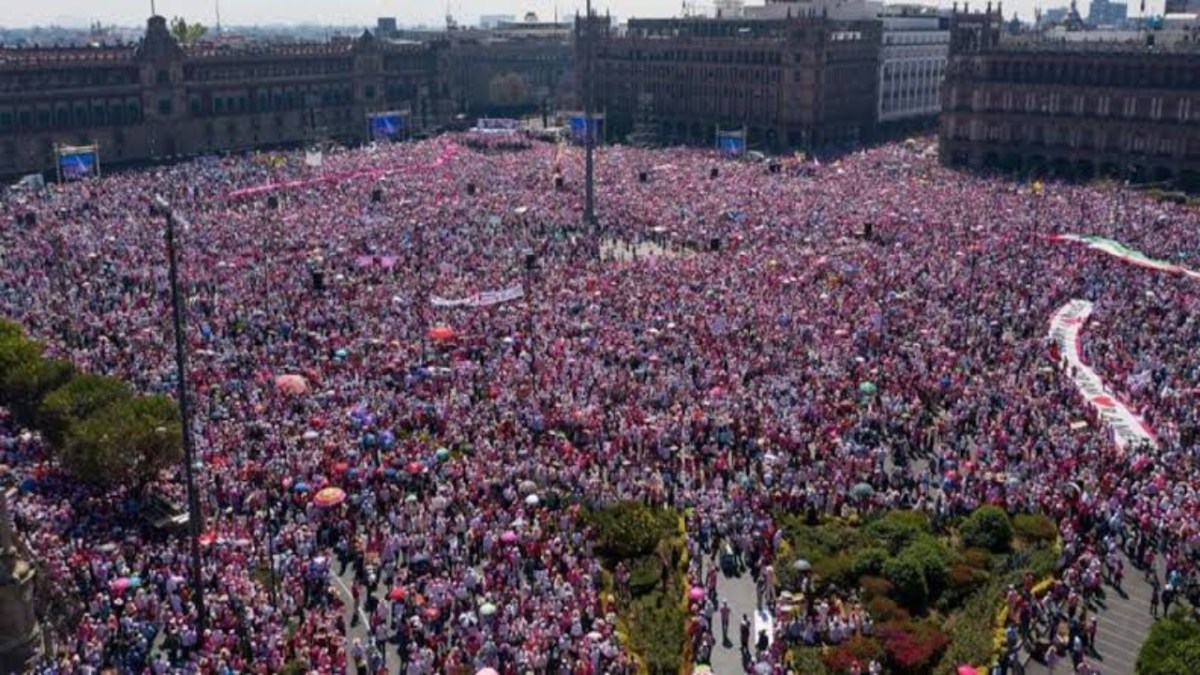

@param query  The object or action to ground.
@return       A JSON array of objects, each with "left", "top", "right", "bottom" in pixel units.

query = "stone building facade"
[
  {"left": 0, "top": 16, "right": 456, "bottom": 178},
  {"left": 576, "top": 12, "right": 881, "bottom": 151},
  {"left": 940, "top": 6, "right": 1200, "bottom": 188},
  {"left": 445, "top": 25, "right": 575, "bottom": 118}
]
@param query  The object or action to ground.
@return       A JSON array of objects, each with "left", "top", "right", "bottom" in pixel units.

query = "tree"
[
  {"left": 61, "top": 395, "right": 182, "bottom": 487},
  {"left": 0, "top": 358, "right": 75, "bottom": 428},
  {"left": 0, "top": 324, "right": 43, "bottom": 380},
  {"left": 169, "top": 17, "right": 208, "bottom": 44},
  {"left": 960, "top": 505, "right": 1013, "bottom": 553},
  {"left": 488, "top": 72, "right": 529, "bottom": 108},
  {"left": 883, "top": 556, "right": 929, "bottom": 611},
  {"left": 38, "top": 374, "right": 132, "bottom": 448},
  {"left": 1137, "top": 610, "right": 1200, "bottom": 675}
]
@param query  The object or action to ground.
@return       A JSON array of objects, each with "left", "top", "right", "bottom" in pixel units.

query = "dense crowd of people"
[{"left": 1, "top": 132, "right": 1199, "bottom": 674}]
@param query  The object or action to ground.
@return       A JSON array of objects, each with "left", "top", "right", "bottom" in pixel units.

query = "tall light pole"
[
  {"left": 154, "top": 195, "right": 207, "bottom": 633},
  {"left": 583, "top": 0, "right": 596, "bottom": 226}
]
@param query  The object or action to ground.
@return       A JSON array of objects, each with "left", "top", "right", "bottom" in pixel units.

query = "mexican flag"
[{"left": 1051, "top": 234, "right": 1200, "bottom": 280}]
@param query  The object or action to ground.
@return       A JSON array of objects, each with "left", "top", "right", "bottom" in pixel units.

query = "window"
[
  {"left": 1097, "top": 96, "right": 1110, "bottom": 116},
  {"left": 1123, "top": 97, "right": 1137, "bottom": 118},
  {"left": 1151, "top": 97, "right": 1163, "bottom": 120},
  {"left": 158, "top": 99, "right": 172, "bottom": 116},
  {"left": 156, "top": 69, "right": 169, "bottom": 85}
]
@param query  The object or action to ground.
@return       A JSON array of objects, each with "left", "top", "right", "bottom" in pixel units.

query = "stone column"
[{"left": 0, "top": 488, "right": 38, "bottom": 672}]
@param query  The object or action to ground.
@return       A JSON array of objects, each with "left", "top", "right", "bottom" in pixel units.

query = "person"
[
  {"left": 720, "top": 598, "right": 731, "bottom": 645},
  {"left": 739, "top": 614, "right": 751, "bottom": 653},
  {"left": 1150, "top": 581, "right": 1161, "bottom": 618},
  {"left": 755, "top": 628, "right": 769, "bottom": 653}
]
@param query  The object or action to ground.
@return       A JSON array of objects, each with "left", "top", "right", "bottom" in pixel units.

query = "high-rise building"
[{"left": 878, "top": 5, "right": 950, "bottom": 131}]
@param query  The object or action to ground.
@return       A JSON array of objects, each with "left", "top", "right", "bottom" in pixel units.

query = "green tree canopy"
[
  {"left": 61, "top": 395, "right": 183, "bottom": 487},
  {"left": 1137, "top": 610, "right": 1200, "bottom": 675},
  {"left": 0, "top": 358, "right": 75, "bottom": 428},
  {"left": 38, "top": 374, "right": 132, "bottom": 448},
  {"left": 169, "top": 17, "right": 208, "bottom": 44},
  {"left": 960, "top": 505, "right": 1013, "bottom": 553}
]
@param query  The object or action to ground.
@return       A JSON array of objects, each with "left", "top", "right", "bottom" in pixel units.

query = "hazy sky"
[{"left": 2, "top": 0, "right": 1168, "bottom": 28}]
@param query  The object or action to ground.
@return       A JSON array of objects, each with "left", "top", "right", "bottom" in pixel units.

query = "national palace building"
[
  {"left": 940, "top": 4, "right": 1200, "bottom": 189},
  {"left": 0, "top": 16, "right": 457, "bottom": 177}
]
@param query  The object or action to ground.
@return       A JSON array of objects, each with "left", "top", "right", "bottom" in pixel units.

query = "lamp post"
[
  {"left": 153, "top": 195, "right": 207, "bottom": 633},
  {"left": 583, "top": 0, "right": 596, "bottom": 227}
]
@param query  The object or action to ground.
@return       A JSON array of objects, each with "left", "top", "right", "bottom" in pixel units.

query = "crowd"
[{"left": 1, "top": 132, "right": 1199, "bottom": 674}]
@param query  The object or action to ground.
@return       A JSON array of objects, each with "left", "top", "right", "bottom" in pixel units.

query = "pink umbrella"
[
  {"left": 477, "top": 669, "right": 500, "bottom": 675},
  {"left": 957, "top": 667, "right": 979, "bottom": 675},
  {"left": 689, "top": 586, "right": 705, "bottom": 601},
  {"left": 274, "top": 374, "right": 309, "bottom": 395},
  {"left": 501, "top": 530, "right": 518, "bottom": 544}
]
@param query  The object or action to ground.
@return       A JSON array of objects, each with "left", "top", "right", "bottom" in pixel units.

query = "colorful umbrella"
[
  {"left": 479, "top": 602, "right": 497, "bottom": 617},
  {"left": 436, "top": 447, "right": 450, "bottom": 461},
  {"left": 858, "top": 381, "right": 877, "bottom": 394},
  {"left": 313, "top": 487, "right": 347, "bottom": 508},
  {"left": 389, "top": 587, "right": 407, "bottom": 601},
  {"left": 292, "top": 481, "right": 311, "bottom": 493},
  {"left": 500, "top": 530, "right": 518, "bottom": 544},
  {"left": 689, "top": 586, "right": 705, "bottom": 601},
  {"left": 274, "top": 374, "right": 309, "bottom": 395},
  {"left": 524, "top": 494, "right": 540, "bottom": 506},
  {"left": 429, "top": 326, "right": 457, "bottom": 342},
  {"left": 406, "top": 461, "right": 424, "bottom": 476},
  {"left": 477, "top": 669, "right": 499, "bottom": 675}
]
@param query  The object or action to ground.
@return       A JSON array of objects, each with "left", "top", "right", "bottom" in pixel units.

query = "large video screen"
[
  {"left": 369, "top": 112, "right": 406, "bottom": 140},
  {"left": 58, "top": 146, "right": 99, "bottom": 181}
]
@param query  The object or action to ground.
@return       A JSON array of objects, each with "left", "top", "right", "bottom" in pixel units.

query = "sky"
[{"left": 1, "top": 0, "right": 1169, "bottom": 29}]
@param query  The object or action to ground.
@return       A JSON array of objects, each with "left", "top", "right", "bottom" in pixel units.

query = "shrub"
[
  {"left": 627, "top": 555, "right": 662, "bottom": 597},
  {"left": 38, "top": 374, "right": 133, "bottom": 448},
  {"left": 1136, "top": 609, "right": 1200, "bottom": 675},
  {"left": 960, "top": 506, "right": 1013, "bottom": 554},
  {"left": 787, "top": 647, "right": 831, "bottom": 675},
  {"left": 813, "top": 554, "right": 857, "bottom": 590},
  {"left": 901, "top": 535, "right": 954, "bottom": 598},
  {"left": 961, "top": 547, "right": 994, "bottom": 572},
  {"left": 877, "top": 620, "right": 950, "bottom": 674},
  {"left": 851, "top": 547, "right": 890, "bottom": 580},
  {"left": 1011, "top": 513, "right": 1057, "bottom": 547},
  {"left": 867, "top": 595, "right": 911, "bottom": 623},
  {"left": 584, "top": 502, "right": 676, "bottom": 562},
  {"left": 860, "top": 575, "right": 894, "bottom": 599},
  {"left": 821, "top": 635, "right": 886, "bottom": 673},
  {"left": 883, "top": 556, "right": 929, "bottom": 612},
  {"left": 865, "top": 511, "right": 930, "bottom": 555}
]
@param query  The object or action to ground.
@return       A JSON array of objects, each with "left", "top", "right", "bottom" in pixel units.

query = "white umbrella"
[{"left": 524, "top": 494, "right": 540, "bottom": 506}]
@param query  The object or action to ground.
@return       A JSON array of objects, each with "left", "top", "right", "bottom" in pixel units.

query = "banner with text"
[
  {"left": 431, "top": 284, "right": 525, "bottom": 308},
  {"left": 1048, "top": 300, "right": 1157, "bottom": 454}
]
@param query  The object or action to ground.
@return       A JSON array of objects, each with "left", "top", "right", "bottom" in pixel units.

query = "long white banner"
[
  {"left": 431, "top": 284, "right": 524, "bottom": 308},
  {"left": 1048, "top": 300, "right": 1157, "bottom": 453}
]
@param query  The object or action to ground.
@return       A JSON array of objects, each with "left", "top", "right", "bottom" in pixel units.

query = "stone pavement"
[
  {"left": 1023, "top": 552, "right": 1158, "bottom": 675},
  {"left": 707, "top": 553, "right": 772, "bottom": 674}
]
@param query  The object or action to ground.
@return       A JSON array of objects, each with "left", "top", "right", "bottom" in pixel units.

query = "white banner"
[
  {"left": 305, "top": 151, "right": 323, "bottom": 168},
  {"left": 431, "top": 284, "right": 524, "bottom": 308},
  {"left": 1048, "top": 300, "right": 1157, "bottom": 454}
]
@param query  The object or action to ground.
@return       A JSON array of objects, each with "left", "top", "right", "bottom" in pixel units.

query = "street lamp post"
[
  {"left": 154, "top": 195, "right": 207, "bottom": 633},
  {"left": 583, "top": 0, "right": 596, "bottom": 227}
]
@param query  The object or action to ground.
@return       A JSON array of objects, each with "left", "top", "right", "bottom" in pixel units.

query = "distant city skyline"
[{"left": 0, "top": 0, "right": 1170, "bottom": 29}]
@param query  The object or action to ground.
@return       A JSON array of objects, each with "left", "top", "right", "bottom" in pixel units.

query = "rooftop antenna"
[
  {"left": 151, "top": 0, "right": 157, "bottom": 17},
  {"left": 214, "top": 0, "right": 222, "bottom": 33}
]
